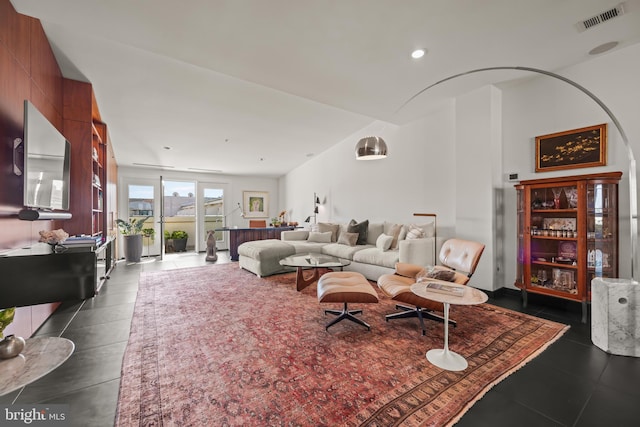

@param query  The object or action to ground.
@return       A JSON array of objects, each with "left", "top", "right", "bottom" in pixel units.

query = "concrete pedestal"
[{"left": 591, "top": 278, "right": 640, "bottom": 357}]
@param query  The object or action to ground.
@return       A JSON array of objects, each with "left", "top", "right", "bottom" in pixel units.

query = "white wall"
[
  {"left": 455, "top": 85, "right": 503, "bottom": 290},
  {"left": 282, "top": 105, "right": 458, "bottom": 230}
]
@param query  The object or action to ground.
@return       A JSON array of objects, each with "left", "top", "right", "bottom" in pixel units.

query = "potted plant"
[
  {"left": 116, "top": 216, "right": 151, "bottom": 262},
  {"left": 0, "top": 308, "right": 15, "bottom": 339},
  {"left": 142, "top": 228, "right": 155, "bottom": 240},
  {"left": 170, "top": 230, "right": 188, "bottom": 252}
]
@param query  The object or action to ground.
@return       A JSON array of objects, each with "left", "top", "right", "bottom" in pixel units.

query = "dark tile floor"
[{"left": 2, "top": 252, "right": 639, "bottom": 426}]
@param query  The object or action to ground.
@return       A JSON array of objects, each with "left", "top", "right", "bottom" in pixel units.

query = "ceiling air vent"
[{"left": 576, "top": 2, "right": 626, "bottom": 32}]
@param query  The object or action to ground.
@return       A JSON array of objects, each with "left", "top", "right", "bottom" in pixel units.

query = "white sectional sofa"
[{"left": 280, "top": 220, "right": 437, "bottom": 281}]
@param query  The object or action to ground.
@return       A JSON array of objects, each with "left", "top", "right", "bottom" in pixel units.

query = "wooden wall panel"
[
  {"left": 63, "top": 78, "right": 92, "bottom": 123},
  {"left": 0, "top": 25, "right": 30, "bottom": 213},
  {"left": 0, "top": 0, "right": 67, "bottom": 337},
  {"left": 30, "top": 82, "right": 63, "bottom": 132},
  {"left": 0, "top": 0, "right": 31, "bottom": 74},
  {"left": 29, "top": 18, "right": 62, "bottom": 115},
  {"left": 63, "top": 118, "right": 93, "bottom": 235}
]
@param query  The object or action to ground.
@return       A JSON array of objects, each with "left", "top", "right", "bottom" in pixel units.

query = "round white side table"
[
  {"left": 411, "top": 282, "right": 488, "bottom": 371},
  {"left": 0, "top": 336, "right": 75, "bottom": 396}
]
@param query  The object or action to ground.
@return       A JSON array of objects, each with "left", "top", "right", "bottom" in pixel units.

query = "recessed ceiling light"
[{"left": 411, "top": 48, "right": 426, "bottom": 59}]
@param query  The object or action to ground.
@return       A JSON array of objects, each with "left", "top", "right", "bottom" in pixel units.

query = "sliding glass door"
[
  {"left": 125, "top": 181, "right": 160, "bottom": 257},
  {"left": 198, "top": 182, "right": 229, "bottom": 251},
  {"left": 162, "top": 180, "right": 196, "bottom": 253},
  {"left": 120, "top": 175, "right": 231, "bottom": 258}
]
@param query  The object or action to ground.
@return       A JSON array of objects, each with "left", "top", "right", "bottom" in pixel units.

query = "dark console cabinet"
[
  {"left": 0, "top": 238, "right": 116, "bottom": 310},
  {"left": 218, "top": 227, "right": 296, "bottom": 261}
]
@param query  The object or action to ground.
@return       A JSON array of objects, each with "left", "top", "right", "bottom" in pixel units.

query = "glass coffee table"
[{"left": 279, "top": 254, "right": 350, "bottom": 291}]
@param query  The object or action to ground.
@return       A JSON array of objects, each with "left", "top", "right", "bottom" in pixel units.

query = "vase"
[
  {"left": 0, "top": 334, "right": 26, "bottom": 359},
  {"left": 124, "top": 234, "right": 143, "bottom": 262}
]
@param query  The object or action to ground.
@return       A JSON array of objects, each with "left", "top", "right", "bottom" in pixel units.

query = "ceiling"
[{"left": 11, "top": 0, "right": 640, "bottom": 177}]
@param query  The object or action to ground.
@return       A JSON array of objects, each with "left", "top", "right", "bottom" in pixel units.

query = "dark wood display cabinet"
[
  {"left": 514, "top": 171, "right": 621, "bottom": 323},
  {"left": 218, "top": 226, "right": 297, "bottom": 261}
]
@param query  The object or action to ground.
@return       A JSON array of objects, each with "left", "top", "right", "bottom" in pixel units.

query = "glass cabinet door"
[
  {"left": 528, "top": 183, "right": 579, "bottom": 296},
  {"left": 586, "top": 181, "right": 618, "bottom": 298},
  {"left": 515, "top": 186, "right": 525, "bottom": 286}
]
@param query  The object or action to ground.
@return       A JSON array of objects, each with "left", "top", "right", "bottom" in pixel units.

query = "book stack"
[
  {"left": 424, "top": 281, "right": 465, "bottom": 297},
  {"left": 63, "top": 235, "right": 102, "bottom": 248}
]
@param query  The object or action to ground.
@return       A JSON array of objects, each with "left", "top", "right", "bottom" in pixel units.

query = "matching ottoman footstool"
[
  {"left": 238, "top": 239, "right": 296, "bottom": 277},
  {"left": 317, "top": 271, "right": 379, "bottom": 331}
]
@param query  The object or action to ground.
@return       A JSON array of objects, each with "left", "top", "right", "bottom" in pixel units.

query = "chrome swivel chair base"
[{"left": 386, "top": 304, "right": 456, "bottom": 335}]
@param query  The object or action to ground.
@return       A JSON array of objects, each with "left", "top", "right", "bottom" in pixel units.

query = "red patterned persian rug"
[{"left": 115, "top": 263, "right": 568, "bottom": 426}]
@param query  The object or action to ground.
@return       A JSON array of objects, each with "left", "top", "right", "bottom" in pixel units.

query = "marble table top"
[
  {"left": 411, "top": 281, "right": 488, "bottom": 306},
  {"left": 0, "top": 337, "right": 75, "bottom": 396}
]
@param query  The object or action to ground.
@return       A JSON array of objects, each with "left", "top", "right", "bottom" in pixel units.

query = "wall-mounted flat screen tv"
[{"left": 23, "top": 100, "right": 70, "bottom": 211}]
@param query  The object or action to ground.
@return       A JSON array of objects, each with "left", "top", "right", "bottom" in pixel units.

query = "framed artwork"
[
  {"left": 535, "top": 123, "right": 607, "bottom": 172},
  {"left": 243, "top": 191, "right": 269, "bottom": 218}
]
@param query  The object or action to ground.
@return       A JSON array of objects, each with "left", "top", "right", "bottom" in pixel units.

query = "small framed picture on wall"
[{"left": 243, "top": 191, "right": 269, "bottom": 218}]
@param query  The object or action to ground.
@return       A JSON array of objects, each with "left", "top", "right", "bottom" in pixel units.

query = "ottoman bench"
[
  {"left": 238, "top": 239, "right": 296, "bottom": 277},
  {"left": 317, "top": 271, "right": 379, "bottom": 331}
]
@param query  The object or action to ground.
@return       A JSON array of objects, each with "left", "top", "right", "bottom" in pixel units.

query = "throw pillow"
[
  {"left": 413, "top": 222, "right": 435, "bottom": 238},
  {"left": 376, "top": 233, "right": 393, "bottom": 251},
  {"left": 347, "top": 219, "right": 369, "bottom": 245},
  {"left": 385, "top": 223, "right": 402, "bottom": 249},
  {"left": 337, "top": 232, "right": 358, "bottom": 247},
  {"left": 416, "top": 267, "right": 457, "bottom": 282},
  {"left": 317, "top": 222, "right": 340, "bottom": 242},
  {"left": 307, "top": 231, "right": 332, "bottom": 243},
  {"left": 406, "top": 225, "right": 425, "bottom": 240}
]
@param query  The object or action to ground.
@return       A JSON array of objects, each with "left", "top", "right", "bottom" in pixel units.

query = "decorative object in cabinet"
[{"left": 515, "top": 172, "right": 621, "bottom": 323}]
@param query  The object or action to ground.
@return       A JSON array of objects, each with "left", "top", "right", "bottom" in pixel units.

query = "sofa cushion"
[
  {"left": 284, "top": 241, "right": 326, "bottom": 254},
  {"left": 322, "top": 242, "right": 371, "bottom": 260},
  {"left": 317, "top": 222, "right": 340, "bottom": 242},
  {"left": 238, "top": 239, "right": 295, "bottom": 259},
  {"left": 353, "top": 247, "right": 399, "bottom": 269},
  {"left": 376, "top": 233, "right": 393, "bottom": 251},
  {"left": 337, "top": 232, "right": 358, "bottom": 246},
  {"left": 281, "top": 230, "right": 309, "bottom": 241},
  {"left": 366, "top": 222, "right": 384, "bottom": 245},
  {"left": 348, "top": 219, "right": 369, "bottom": 245},
  {"left": 308, "top": 231, "right": 332, "bottom": 243}
]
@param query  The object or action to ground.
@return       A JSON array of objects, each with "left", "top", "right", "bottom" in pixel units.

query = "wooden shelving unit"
[{"left": 91, "top": 121, "right": 107, "bottom": 238}]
